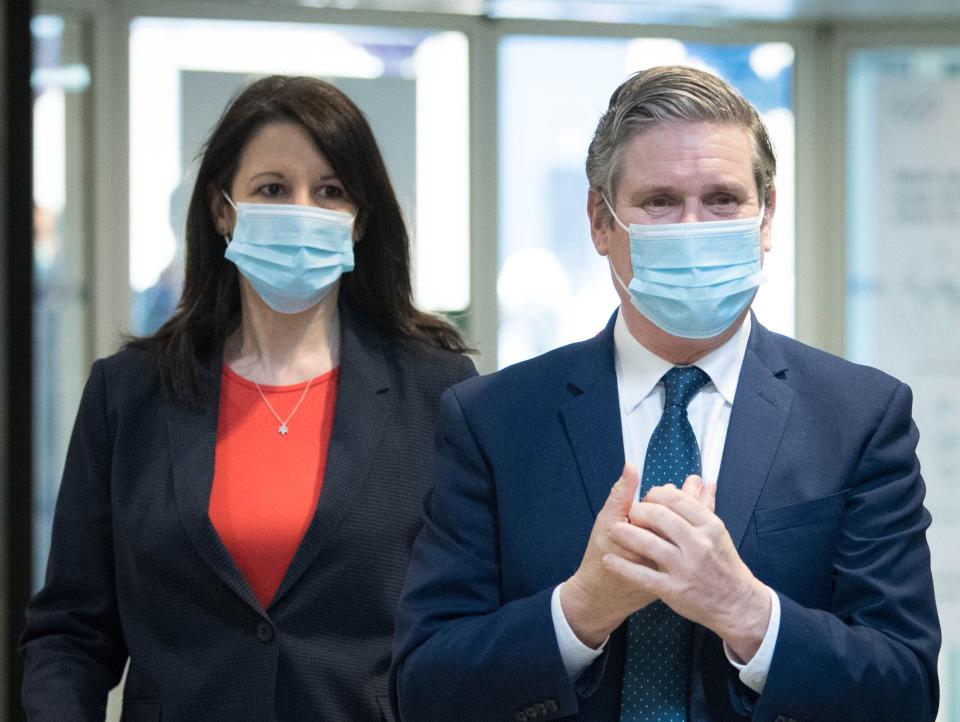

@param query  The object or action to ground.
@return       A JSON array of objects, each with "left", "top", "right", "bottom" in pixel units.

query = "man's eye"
[
  {"left": 645, "top": 197, "right": 672, "bottom": 208},
  {"left": 709, "top": 194, "right": 738, "bottom": 207}
]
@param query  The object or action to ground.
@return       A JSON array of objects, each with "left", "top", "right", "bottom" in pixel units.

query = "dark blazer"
[
  {"left": 21, "top": 300, "right": 476, "bottom": 722},
  {"left": 391, "top": 312, "right": 940, "bottom": 722}
]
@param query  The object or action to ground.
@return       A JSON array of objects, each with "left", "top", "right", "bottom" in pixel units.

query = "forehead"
[
  {"left": 236, "top": 121, "right": 334, "bottom": 176},
  {"left": 615, "top": 122, "right": 755, "bottom": 196}
]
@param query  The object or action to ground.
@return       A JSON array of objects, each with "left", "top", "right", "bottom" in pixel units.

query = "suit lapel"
[
  {"left": 715, "top": 320, "right": 794, "bottom": 549},
  {"left": 692, "top": 320, "right": 793, "bottom": 713},
  {"left": 271, "top": 301, "right": 394, "bottom": 605},
  {"left": 559, "top": 314, "right": 625, "bottom": 517},
  {"left": 167, "top": 351, "right": 266, "bottom": 614}
]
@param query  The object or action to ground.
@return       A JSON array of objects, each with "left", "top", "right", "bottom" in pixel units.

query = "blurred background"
[{"left": 3, "top": 0, "right": 960, "bottom": 719}]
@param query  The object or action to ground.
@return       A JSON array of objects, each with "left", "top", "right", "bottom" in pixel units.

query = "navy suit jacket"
[
  {"left": 21, "top": 300, "right": 476, "bottom": 722},
  {"left": 391, "top": 312, "right": 940, "bottom": 722}
]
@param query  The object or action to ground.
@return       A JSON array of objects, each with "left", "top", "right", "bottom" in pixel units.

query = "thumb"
[{"left": 602, "top": 462, "right": 640, "bottom": 518}]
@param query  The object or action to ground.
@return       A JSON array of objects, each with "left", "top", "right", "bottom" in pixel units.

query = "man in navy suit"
[{"left": 391, "top": 66, "right": 940, "bottom": 722}]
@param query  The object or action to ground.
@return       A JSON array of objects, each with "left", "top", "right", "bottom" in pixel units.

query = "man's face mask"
[{"left": 603, "top": 195, "right": 767, "bottom": 339}]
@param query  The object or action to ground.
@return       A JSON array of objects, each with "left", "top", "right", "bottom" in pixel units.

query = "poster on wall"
[{"left": 848, "top": 58, "right": 960, "bottom": 719}]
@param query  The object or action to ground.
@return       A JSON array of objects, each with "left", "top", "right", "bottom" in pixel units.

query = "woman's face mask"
[{"left": 221, "top": 191, "right": 355, "bottom": 314}]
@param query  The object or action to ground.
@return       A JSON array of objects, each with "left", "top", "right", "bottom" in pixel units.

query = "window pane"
[
  {"left": 846, "top": 46, "right": 960, "bottom": 720},
  {"left": 497, "top": 37, "right": 795, "bottom": 368},
  {"left": 128, "top": 17, "right": 470, "bottom": 336},
  {"left": 32, "top": 14, "right": 93, "bottom": 585}
]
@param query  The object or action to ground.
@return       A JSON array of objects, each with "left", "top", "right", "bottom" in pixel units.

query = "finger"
[
  {"left": 680, "top": 474, "right": 703, "bottom": 499},
  {"left": 628, "top": 498, "right": 695, "bottom": 548},
  {"left": 699, "top": 478, "right": 717, "bottom": 514},
  {"left": 601, "top": 553, "right": 667, "bottom": 597},
  {"left": 609, "top": 521, "right": 678, "bottom": 570},
  {"left": 601, "top": 462, "right": 640, "bottom": 520},
  {"left": 680, "top": 474, "right": 716, "bottom": 514},
  {"left": 643, "top": 484, "right": 716, "bottom": 527}
]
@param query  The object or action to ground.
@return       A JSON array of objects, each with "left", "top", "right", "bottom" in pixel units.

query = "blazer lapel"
[
  {"left": 559, "top": 314, "right": 626, "bottom": 517},
  {"left": 271, "top": 302, "right": 394, "bottom": 605},
  {"left": 167, "top": 351, "right": 266, "bottom": 614},
  {"left": 715, "top": 320, "right": 794, "bottom": 550},
  {"left": 691, "top": 320, "right": 794, "bottom": 715}
]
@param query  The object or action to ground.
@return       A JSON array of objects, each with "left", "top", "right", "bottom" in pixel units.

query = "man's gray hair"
[{"left": 586, "top": 65, "right": 777, "bottom": 223}]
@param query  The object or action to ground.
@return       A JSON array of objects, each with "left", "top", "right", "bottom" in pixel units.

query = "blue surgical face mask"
[
  {"left": 603, "top": 196, "right": 766, "bottom": 339},
  {"left": 222, "top": 192, "right": 355, "bottom": 314}
]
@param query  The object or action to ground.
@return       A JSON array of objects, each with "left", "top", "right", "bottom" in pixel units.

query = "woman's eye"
[
  {"left": 259, "top": 183, "right": 285, "bottom": 198},
  {"left": 319, "top": 185, "right": 344, "bottom": 199}
]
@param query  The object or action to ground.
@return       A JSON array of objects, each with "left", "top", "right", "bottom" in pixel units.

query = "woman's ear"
[
  {"left": 351, "top": 210, "right": 365, "bottom": 244},
  {"left": 209, "top": 184, "right": 235, "bottom": 238}
]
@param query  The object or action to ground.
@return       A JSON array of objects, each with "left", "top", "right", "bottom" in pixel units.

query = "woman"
[{"left": 21, "top": 75, "right": 475, "bottom": 721}]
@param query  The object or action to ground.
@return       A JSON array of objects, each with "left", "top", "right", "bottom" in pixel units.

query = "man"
[{"left": 390, "top": 66, "right": 940, "bottom": 722}]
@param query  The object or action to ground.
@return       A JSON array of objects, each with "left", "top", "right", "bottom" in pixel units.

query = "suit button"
[{"left": 256, "top": 621, "right": 275, "bottom": 643}]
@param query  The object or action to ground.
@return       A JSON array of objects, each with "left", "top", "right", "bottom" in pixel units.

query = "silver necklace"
[{"left": 254, "top": 376, "right": 315, "bottom": 436}]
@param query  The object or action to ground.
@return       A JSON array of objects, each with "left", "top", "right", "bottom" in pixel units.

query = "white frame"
[{"left": 25, "top": 4, "right": 960, "bottom": 721}]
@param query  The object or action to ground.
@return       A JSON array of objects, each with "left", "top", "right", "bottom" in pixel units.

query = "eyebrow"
[
  {"left": 246, "top": 171, "right": 342, "bottom": 183},
  {"left": 625, "top": 181, "right": 750, "bottom": 201}
]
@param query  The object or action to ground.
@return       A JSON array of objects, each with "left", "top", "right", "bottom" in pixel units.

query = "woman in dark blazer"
[{"left": 21, "top": 75, "right": 475, "bottom": 722}]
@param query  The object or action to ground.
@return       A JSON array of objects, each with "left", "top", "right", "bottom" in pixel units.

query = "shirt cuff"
[
  {"left": 722, "top": 586, "right": 781, "bottom": 694},
  {"left": 551, "top": 583, "right": 606, "bottom": 680}
]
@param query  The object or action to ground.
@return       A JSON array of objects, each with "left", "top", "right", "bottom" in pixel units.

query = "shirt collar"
[{"left": 613, "top": 308, "right": 751, "bottom": 415}]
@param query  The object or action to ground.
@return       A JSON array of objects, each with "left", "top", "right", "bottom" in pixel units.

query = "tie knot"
[{"left": 662, "top": 366, "right": 710, "bottom": 408}]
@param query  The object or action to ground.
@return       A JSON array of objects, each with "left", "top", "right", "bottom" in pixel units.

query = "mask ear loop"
[
  {"left": 600, "top": 194, "right": 630, "bottom": 233},
  {"left": 599, "top": 194, "right": 633, "bottom": 295},
  {"left": 220, "top": 190, "right": 237, "bottom": 244}
]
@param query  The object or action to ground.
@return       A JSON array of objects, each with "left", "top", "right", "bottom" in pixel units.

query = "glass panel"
[
  {"left": 128, "top": 18, "right": 470, "bottom": 336},
  {"left": 846, "top": 46, "right": 960, "bottom": 721},
  {"left": 498, "top": 37, "right": 795, "bottom": 367},
  {"left": 31, "top": 14, "right": 93, "bottom": 585}
]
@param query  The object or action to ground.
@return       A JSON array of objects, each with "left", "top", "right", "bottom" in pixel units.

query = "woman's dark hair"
[{"left": 129, "top": 75, "right": 469, "bottom": 405}]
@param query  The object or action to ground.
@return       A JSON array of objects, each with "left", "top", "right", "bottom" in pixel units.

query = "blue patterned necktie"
[{"left": 620, "top": 366, "right": 711, "bottom": 722}]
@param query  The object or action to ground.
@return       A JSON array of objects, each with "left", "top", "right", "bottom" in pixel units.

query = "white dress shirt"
[{"left": 551, "top": 309, "right": 780, "bottom": 694}]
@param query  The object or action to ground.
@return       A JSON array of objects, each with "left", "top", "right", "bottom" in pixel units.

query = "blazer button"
[{"left": 256, "top": 621, "right": 275, "bottom": 643}]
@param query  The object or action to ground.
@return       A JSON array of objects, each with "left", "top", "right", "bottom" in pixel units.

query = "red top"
[{"left": 210, "top": 364, "right": 339, "bottom": 609}]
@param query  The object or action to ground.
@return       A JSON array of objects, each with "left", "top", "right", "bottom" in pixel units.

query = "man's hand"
[
  {"left": 559, "top": 466, "right": 717, "bottom": 649},
  {"left": 605, "top": 484, "right": 771, "bottom": 662}
]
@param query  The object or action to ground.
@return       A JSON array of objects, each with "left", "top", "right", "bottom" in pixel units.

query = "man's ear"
[
  {"left": 760, "top": 185, "right": 776, "bottom": 253},
  {"left": 588, "top": 188, "right": 612, "bottom": 257},
  {"left": 209, "top": 184, "right": 234, "bottom": 238}
]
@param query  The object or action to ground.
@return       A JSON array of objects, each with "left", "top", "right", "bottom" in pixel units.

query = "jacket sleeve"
[
  {"left": 20, "top": 359, "right": 128, "bottom": 721},
  {"left": 752, "top": 381, "right": 940, "bottom": 722},
  {"left": 390, "top": 386, "right": 581, "bottom": 722}
]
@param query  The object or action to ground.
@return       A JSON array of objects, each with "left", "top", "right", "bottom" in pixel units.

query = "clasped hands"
[{"left": 560, "top": 463, "right": 771, "bottom": 663}]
